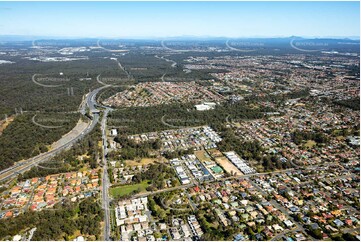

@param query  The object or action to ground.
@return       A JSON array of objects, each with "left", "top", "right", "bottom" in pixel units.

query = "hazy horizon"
[
  {"left": 0, "top": 34, "right": 359, "bottom": 41},
  {"left": 0, "top": 2, "right": 359, "bottom": 39}
]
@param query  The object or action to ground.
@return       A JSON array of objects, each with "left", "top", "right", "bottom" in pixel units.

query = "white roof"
[
  {"left": 74, "top": 236, "right": 85, "bottom": 241},
  {"left": 13, "top": 235, "right": 22, "bottom": 241}
]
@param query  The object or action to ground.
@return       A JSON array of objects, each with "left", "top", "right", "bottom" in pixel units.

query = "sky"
[{"left": 0, "top": 1, "right": 359, "bottom": 38}]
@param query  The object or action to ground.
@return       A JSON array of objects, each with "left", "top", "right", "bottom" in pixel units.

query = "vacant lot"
[
  {"left": 109, "top": 180, "right": 150, "bottom": 197},
  {"left": 194, "top": 150, "right": 212, "bottom": 162},
  {"left": 215, "top": 156, "right": 242, "bottom": 176},
  {"left": 206, "top": 149, "right": 223, "bottom": 158},
  {"left": 125, "top": 158, "right": 165, "bottom": 167}
]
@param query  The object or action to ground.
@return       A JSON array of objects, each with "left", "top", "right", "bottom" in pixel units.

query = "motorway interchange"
[{"left": 0, "top": 80, "right": 113, "bottom": 240}]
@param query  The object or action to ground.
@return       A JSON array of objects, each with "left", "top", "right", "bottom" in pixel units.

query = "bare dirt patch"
[
  {"left": 125, "top": 157, "right": 166, "bottom": 167},
  {"left": 206, "top": 149, "right": 223, "bottom": 158},
  {"left": 194, "top": 150, "right": 212, "bottom": 162},
  {"left": 0, "top": 116, "right": 14, "bottom": 135},
  {"left": 215, "top": 156, "right": 242, "bottom": 176}
]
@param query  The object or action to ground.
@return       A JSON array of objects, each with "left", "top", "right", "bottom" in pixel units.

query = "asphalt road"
[
  {"left": 101, "top": 108, "right": 111, "bottom": 241},
  {"left": 0, "top": 85, "right": 107, "bottom": 183},
  {"left": 0, "top": 82, "right": 115, "bottom": 240}
]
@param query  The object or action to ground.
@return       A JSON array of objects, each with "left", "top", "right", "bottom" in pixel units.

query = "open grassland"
[{"left": 109, "top": 180, "right": 150, "bottom": 198}]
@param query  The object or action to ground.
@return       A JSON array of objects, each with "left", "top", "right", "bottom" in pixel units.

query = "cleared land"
[
  {"left": 194, "top": 150, "right": 212, "bottom": 162},
  {"left": 109, "top": 180, "right": 150, "bottom": 197},
  {"left": 125, "top": 158, "right": 165, "bottom": 167},
  {"left": 215, "top": 156, "right": 242, "bottom": 176},
  {"left": 206, "top": 149, "right": 224, "bottom": 158},
  {"left": 0, "top": 116, "right": 14, "bottom": 135}
]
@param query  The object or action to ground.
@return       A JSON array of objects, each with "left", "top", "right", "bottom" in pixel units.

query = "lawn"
[{"left": 109, "top": 180, "right": 150, "bottom": 197}]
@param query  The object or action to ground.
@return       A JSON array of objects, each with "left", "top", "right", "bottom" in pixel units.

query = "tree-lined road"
[
  {"left": 101, "top": 108, "right": 111, "bottom": 241},
  {"left": 0, "top": 85, "right": 107, "bottom": 183}
]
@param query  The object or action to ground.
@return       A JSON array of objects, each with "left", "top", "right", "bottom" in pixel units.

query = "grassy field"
[{"left": 109, "top": 180, "right": 150, "bottom": 197}]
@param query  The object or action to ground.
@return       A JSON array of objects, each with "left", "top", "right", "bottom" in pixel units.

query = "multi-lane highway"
[
  {"left": 0, "top": 85, "right": 108, "bottom": 183},
  {"left": 101, "top": 108, "right": 111, "bottom": 241},
  {"left": 1, "top": 77, "right": 115, "bottom": 240},
  {"left": 0, "top": 82, "right": 115, "bottom": 241}
]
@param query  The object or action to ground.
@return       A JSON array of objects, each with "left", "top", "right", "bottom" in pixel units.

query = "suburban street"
[
  {"left": 1, "top": 74, "right": 114, "bottom": 238},
  {"left": 0, "top": 5, "right": 359, "bottom": 241}
]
